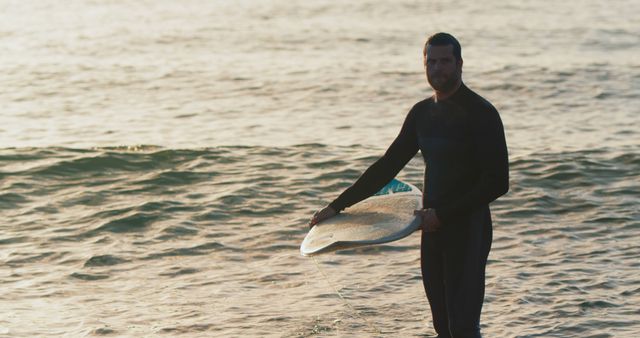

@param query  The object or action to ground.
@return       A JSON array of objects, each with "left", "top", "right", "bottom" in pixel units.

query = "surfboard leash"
[{"left": 311, "top": 256, "right": 383, "bottom": 335}]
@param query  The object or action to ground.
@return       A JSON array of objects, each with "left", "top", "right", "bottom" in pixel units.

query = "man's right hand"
[
  {"left": 308, "top": 206, "right": 337, "bottom": 228},
  {"left": 413, "top": 208, "right": 442, "bottom": 232}
]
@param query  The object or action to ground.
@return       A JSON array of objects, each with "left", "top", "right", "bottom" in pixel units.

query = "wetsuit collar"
[{"left": 435, "top": 81, "right": 467, "bottom": 103}]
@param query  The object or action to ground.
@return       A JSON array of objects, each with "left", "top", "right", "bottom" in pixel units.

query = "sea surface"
[{"left": 1, "top": 0, "right": 639, "bottom": 337}]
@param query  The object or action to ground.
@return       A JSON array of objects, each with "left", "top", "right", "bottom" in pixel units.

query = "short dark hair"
[{"left": 423, "top": 32, "right": 462, "bottom": 61}]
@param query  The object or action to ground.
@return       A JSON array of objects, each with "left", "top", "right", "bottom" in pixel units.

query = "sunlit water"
[{"left": 1, "top": 0, "right": 639, "bottom": 337}]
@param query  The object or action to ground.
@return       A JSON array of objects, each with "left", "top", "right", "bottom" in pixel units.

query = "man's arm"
[
  {"left": 308, "top": 107, "right": 421, "bottom": 227},
  {"left": 328, "top": 109, "right": 420, "bottom": 213}
]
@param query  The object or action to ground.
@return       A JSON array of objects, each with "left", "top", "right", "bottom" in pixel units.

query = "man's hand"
[
  {"left": 309, "top": 206, "right": 337, "bottom": 228},
  {"left": 413, "top": 208, "right": 442, "bottom": 232}
]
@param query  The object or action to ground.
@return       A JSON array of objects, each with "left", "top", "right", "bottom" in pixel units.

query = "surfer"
[{"left": 309, "top": 32, "right": 509, "bottom": 338}]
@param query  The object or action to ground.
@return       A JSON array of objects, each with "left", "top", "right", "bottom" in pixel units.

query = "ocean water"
[{"left": 1, "top": 0, "right": 639, "bottom": 337}]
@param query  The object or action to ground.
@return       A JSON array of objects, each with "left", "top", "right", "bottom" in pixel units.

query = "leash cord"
[{"left": 311, "top": 256, "right": 382, "bottom": 335}]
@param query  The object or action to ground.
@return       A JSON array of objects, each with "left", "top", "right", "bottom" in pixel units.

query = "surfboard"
[{"left": 301, "top": 179, "right": 422, "bottom": 256}]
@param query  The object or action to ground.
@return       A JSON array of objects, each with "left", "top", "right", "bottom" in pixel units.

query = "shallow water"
[{"left": 1, "top": 0, "right": 639, "bottom": 337}]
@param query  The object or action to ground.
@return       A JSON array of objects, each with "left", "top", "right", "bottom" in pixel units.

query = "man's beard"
[{"left": 428, "top": 72, "right": 459, "bottom": 92}]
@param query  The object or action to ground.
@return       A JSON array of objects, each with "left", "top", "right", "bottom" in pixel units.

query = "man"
[{"left": 308, "top": 32, "right": 509, "bottom": 338}]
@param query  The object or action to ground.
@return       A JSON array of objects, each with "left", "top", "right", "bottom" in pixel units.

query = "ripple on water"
[
  {"left": 144, "top": 241, "right": 240, "bottom": 260},
  {"left": 84, "top": 212, "right": 160, "bottom": 236},
  {"left": 84, "top": 255, "right": 129, "bottom": 267},
  {"left": 155, "top": 225, "right": 199, "bottom": 241},
  {"left": 159, "top": 267, "right": 199, "bottom": 277},
  {"left": 0, "top": 192, "right": 30, "bottom": 209},
  {"left": 159, "top": 324, "right": 215, "bottom": 335},
  {"left": 70, "top": 272, "right": 110, "bottom": 281},
  {"left": 92, "top": 327, "right": 118, "bottom": 336}
]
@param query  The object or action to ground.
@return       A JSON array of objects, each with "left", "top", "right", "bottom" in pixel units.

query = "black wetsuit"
[{"left": 329, "top": 83, "right": 509, "bottom": 338}]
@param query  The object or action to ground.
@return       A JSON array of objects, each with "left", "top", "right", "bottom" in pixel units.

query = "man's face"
[{"left": 424, "top": 44, "right": 462, "bottom": 92}]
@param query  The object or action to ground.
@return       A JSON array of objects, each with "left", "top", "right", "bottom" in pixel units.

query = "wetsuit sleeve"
[
  {"left": 435, "top": 106, "right": 509, "bottom": 223},
  {"left": 328, "top": 109, "right": 420, "bottom": 212}
]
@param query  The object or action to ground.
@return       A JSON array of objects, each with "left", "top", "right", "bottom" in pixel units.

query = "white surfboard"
[{"left": 301, "top": 179, "right": 422, "bottom": 256}]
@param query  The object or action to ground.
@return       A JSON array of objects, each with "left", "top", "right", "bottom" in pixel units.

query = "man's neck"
[{"left": 434, "top": 80, "right": 462, "bottom": 102}]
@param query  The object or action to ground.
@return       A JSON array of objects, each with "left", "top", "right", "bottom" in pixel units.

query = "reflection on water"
[{"left": 1, "top": 0, "right": 639, "bottom": 336}]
